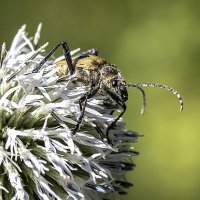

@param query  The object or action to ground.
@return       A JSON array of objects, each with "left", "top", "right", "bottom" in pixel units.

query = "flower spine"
[{"left": 0, "top": 24, "right": 139, "bottom": 200}]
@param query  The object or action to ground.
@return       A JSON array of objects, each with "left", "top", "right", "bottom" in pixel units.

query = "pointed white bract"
[{"left": 0, "top": 25, "right": 139, "bottom": 200}]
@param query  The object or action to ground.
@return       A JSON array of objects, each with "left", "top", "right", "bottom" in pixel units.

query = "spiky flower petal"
[{"left": 0, "top": 24, "right": 140, "bottom": 200}]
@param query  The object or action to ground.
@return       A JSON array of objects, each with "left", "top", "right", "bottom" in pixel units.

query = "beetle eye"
[{"left": 112, "top": 80, "right": 118, "bottom": 87}]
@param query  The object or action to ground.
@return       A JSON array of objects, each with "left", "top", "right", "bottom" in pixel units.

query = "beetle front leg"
[{"left": 106, "top": 91, "right": 127, "bottom": 144}]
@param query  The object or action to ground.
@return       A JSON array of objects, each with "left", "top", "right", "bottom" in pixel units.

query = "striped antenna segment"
[{"left": 127, "top": 83, "right": 183, "bottom": 112}]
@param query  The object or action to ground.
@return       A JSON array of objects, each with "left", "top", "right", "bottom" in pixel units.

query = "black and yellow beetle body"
[{"left": 32, "top": 41, "right": 183, "bottom": 144}]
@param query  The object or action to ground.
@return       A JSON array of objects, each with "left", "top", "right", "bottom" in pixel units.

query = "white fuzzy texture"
[{"left": 0, "top": 25, "right": 137, "bottom": 200}]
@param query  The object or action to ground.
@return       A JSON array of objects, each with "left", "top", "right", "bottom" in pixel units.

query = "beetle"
[{"left": 32, "top": 41, "right": 183, "bottom": 144}]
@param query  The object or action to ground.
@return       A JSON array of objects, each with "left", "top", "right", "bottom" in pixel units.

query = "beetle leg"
[
  {"left": 71, "top": 94, "right": 87, "bottom": 135},
  {"left": 32, "top": 41, "right": 75, "bottom": 75},
  {"left": 73, "top": 48, "right": 99, "bottom": 66},
  {"left": 94, "top": 123, "right": 106, "bottom": 141},
  {"left": 79, "top": 48, "right": 98, "bottom": 56},
  {"left": 106, "top": 91, "right": 127, "bottom": 144},
  {"left": 72, "top": 86, "right": 99, "bottom": 135}
]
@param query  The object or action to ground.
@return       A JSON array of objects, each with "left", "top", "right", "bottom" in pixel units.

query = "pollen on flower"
[{"left": 0, "top": 24, "right": 140, "bottom": 200}]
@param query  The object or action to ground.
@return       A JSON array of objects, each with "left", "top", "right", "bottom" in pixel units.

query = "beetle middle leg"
[
  {"left": 71, "top": 93, "right": 88, "bottom": 134},
  {"left": 72, "top": 86, "right": 99, "bottom": 135},
  {"left": 32, "top": 41, "right": 75, "bottom": 75}
]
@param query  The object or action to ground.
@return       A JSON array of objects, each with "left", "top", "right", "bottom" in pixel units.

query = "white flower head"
[{"left": 0, "top": 24, "right": 140, "bottom": 200}]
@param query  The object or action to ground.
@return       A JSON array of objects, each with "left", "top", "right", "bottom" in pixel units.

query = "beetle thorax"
[
  {"left": 100, "top": 65, "right": 123, "bottom": 87},
  {"left": 99, "top": 65, "right": 128, "bottom": 101}
]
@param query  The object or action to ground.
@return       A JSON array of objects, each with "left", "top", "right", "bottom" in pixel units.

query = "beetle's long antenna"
[
  {"left": 134, "top": 86, "right": 146, "bottom": 115},
  {"left": 127, "top": 83, "right": 183, "bottom": 112}
]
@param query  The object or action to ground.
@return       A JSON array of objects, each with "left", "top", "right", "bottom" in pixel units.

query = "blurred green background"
[{"left": 0, "top": 0, "right": 199, "bottom": 199}]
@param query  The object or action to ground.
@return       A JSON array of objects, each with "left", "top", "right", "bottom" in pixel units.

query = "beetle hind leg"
[{"left": 32, "top": 41, "right": 75, "bottom": 75}]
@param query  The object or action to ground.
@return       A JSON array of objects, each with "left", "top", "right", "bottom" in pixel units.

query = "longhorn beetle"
[{"left": 31, "top": 41, "right": 183, "bottom": 144}]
